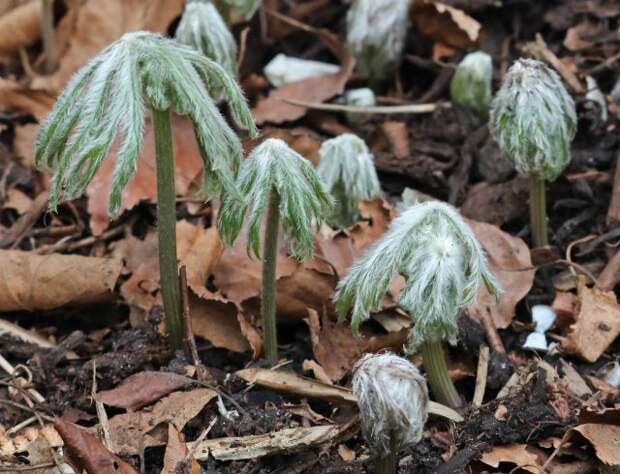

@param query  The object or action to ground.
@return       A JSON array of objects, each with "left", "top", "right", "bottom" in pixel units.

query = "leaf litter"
[{"left": 1, "top": 0, "right": 620, "bottom": 472}]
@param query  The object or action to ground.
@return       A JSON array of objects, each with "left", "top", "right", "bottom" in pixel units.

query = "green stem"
[
  {"left": 152, "top": 108, "right": 183, "bottom": 351},
  {"left": 262, "top": 190, "right": 280, "bottom": 365},
  {"left": 329, "top": 180, "right": 358, "bottom": 229},
  {"left": 41, "top": 0, "right": 59, "bottom": 74},
  {"left": 214, "top": 0, "right": 232, "bottom": 23},
  {"left": 421, "top": 340, "right": 462, "bottom": 409},
  {"left": 375, "top": 437, "right": 397, "bottom": 474},
  {"left": 529, "top": 176, "right": 548, "bottom": 248}
]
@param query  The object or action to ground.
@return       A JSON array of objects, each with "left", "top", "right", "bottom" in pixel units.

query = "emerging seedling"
[
  {"left": 317, "top": 133, "right": 381, "bottom": 229},
  {"left": 346, "top": 0, "right": 410, "bottom": 87},
  {"left": 353, "top": 352, "right": 428, "bottom": 474},
  {"left": 335, "top": 201, "right": 499, "bottom": 408},
  {"left": 450, "top": 51, "right": 493, "bottom": 119},
  {"left": 490, "top": 58, "right": 576, "bottom": 247},
  {"left": 214, "top": 0, "right": 261, "bottom": 22},
  {"left": 36, "top": 31, "right": 257, "bottom": 351},
  {"left": 175, "top": 0, "right": 238, "bottom": 99},
  {"left": 343, "top": 87, "right": 376, "bottom": 126},
  {"left": 218, "top": 138, "right": 332, "bottom": 364}
]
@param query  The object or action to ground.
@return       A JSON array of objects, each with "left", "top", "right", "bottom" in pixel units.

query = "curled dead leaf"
[{"left": 410, "top": 1, "right": 481, "bottom": 49}]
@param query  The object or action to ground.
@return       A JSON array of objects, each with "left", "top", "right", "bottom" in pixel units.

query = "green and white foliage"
[
  {"left": 218, "top": 138, "right": 332, "bottom": 260},
  {"left": 343, "top": 87, "right": 375, "bottom": 125},
  {"left": 450, "top": 51, "right": 493, "bottom": 118},
  {"left": 317, "top": 133, "right": 381, "bottom": 228},
  {"left": 175, "top": 0, "right": 238, "bottom": 98},
  {"left": 219, "top": 0, "right": 260, "bottom": 20},
  {"left": 36, "top": 31, "right": 257, "bottom": 215},
  {"left": 335, "top": 201, "right": 499, "bottom": 350},
  {"left": 353, "top": 353, "right": 428, "bottom": 455},
  {"left": 489, "top": 58, "right": 577, "bottom": 181},
  {"left": 346, "top": 0, "right": 410, "bottom": 83}
]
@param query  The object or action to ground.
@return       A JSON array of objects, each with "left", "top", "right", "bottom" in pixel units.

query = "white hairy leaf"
[
  {"left": 335, "top": 201, "right": 500, "bottom": 350},
  {"left": 218, "top": 138, "right": 332, "bottom": 260},
  {"left": 36, "top": 31, "right": 257, "bottom": 216},
  {"left": 450, "top": 51, "right": 492, "bottom": 118},
  {"left": 489, "top": 58, "right": 577, "bottom": 181},
  {"left": 317, "top": 133, "right": 381, "bottom": 228}
]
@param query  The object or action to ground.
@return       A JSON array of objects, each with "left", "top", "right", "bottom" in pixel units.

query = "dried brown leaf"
[
  {"left": 479, "top": 443, "right": 547, "bottom": 473},
  {"left": 162, "top": 424, "right": 200, "bottom": 474},
  {"left": 55, "top": 418, "right": 138, "bottom": 474},
  {"left": 97, "top": 371, "right": 191, "bottom": 412},
  {"left": 0, "top": 1, "right": 41, "bottom": 57},
  {"left": 0, "top": 250, "right": 122, "bottom": 311},
  {"left": 410, "top": 1, "right": 481, "bottom": 49},
  {"left": 563, "top": 424, "right": 620, "bottom": 466}
]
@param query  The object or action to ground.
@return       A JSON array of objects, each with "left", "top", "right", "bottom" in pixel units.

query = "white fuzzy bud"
[
  {"left": 335, "top": 201, "right": 500, "bottom": 350},
  {"left": 264, "top": 54, "right": 340, "bottom": 87},
  {"left": 450, "top": 51, "right": 492, "bottom": 118},
  {"left": 352, "top": 352, "right": 429, "bottom": 455},
  {"left": 317, "top": 134, "right": 381, "bottom": 228},
  {"left": 489, "top": 58, "right": 577, "bottom": 181},
  {"left": 344, "top": 87, "right": 376, "bottom": 125},
  {"left": 175, "top": 0, "right": 238, "bottom": 99},
  {"left": 346, "top": 0, "right": 410, "bottom": 83}
]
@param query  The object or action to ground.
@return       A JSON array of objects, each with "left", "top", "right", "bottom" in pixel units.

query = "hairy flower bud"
[
  {"left": 335, "top": 201, "right": 499, "bottom": 350},
  {"left": 352, "top": 353, "right": 429, "bottom": 455},
  {"left": 218, "top": 138, "right": 332, "bottom": 259},
  {"left": 35, "top": 31, "right": 257, "bottom": 215},
  {"left": 317, "top": 134, "right": 381, "bottom": 228},
  {"left": 489, "top": 58, "right": 577, "bottom": 181},
  {"left": 450, "top": 51, "right": 492, "bottom": 118},
  {"left": 346, "top": 0, "right": 410, "bottom": 83},
  {"left": 343, "top": 87, "right": 376, "bottom": 125},
  {"left": 175, "top": 0, "right": 238, "bottom": 99}
]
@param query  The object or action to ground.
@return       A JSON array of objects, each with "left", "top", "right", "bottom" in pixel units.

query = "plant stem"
[
  {"left": 375, "top": 437, "right": 397, "bottom": 474},
  {"left": 529, "top": 175, "right": 548, "bottom": 248},
  {"left": 41, "top": 0, "right": 58, "bottom": 74},
  {"left": 330, "top": 179, "right": 358, "bottom": 229},
  {"left": 421, "top": 340, "right": 462, "bottom": 409},
  {"left": 262, "top": 189, "right": 280, "bottom": 365},
  {"left": 152, "top": 108, "right": 183, "bottom": 351}
]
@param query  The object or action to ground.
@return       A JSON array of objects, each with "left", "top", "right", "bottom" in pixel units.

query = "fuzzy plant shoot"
[
  {"left": 35, "top": 31, "right": 257, "bottom": 351},
  {"left": 214, "top": 0, "right": 260, "bottom": 22},
  {"left": 218, "top": 138, "right": 332, "bottom": 364},
  {"left": 335, "top": 201, "right": 499, "bottom": 408},
  {"left": 346, "top": 0, "right": 410, "bottom": 87},
  {"left": 450, "top": 51, "right": 493, "bottom": 119},
  {"left": 490, "top": 58, "right": 576, "bottom": 248},
  {"left": 353, "top": 353, "right": 428, "bottom": 474},
  {"left": 175, "top": 0, "right": 238, "bottom": 99},
  {"left": 317, "top": 134, "right": 381, "bottom": 229}
]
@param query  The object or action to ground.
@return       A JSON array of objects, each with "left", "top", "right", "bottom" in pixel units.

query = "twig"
[
  {"left": 180, "top": 265, "right": 209, "bottom": 381},
  {"left": 33, "top": 224, "right": 125, "bottom": 254},
  {"left": 0, "top": 462, "right": 57, "bottom": 472},
  {"left": 0, "top": 399, "right": 54, "bottom": 422},
  {"left": 477, "top": 309, "right": 506, "bottom": 354},
  {"left": 0, "top": 354, "right": 46, "bottom": 403},
  {"left": 6, "top": 415, "right": 37, "bottom": 434},
  {"left": 185, "top": 416, "right": 217, "bottom": 463},
  {"left": 281, "top": 98, "right": 448, "bottom": 114},
  {"left": 472, "top": 345, "right": 490, "bottom": 408},
  {"left": 91, "top": 362, "right": 113, "bottom": 451}
]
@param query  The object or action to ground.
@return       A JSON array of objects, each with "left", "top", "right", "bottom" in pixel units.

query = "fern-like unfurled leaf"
[
  {"left": 489, "top": 58, "right": 577, "bottom": 181},
  {"left": 317, "top": 133, "right": 381, "bottom": 228},
  {"left": 35, "top": 31, "right": 258, "bottom": 216},
  {"left": 175, "top": 0, "right": 238, "bottom": 100},
  {"left": 346, "top": 0, "right": 410, "bottom": 83},
  {"left": 218, "top": 138, "right": 333, "bottom": 260},
  {"left": 334, "top": 201, "right": 500, "bottom": 349}
]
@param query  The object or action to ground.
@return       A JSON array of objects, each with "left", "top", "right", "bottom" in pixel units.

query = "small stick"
[
  {"left": 180, "top": 265, "right": 208, "bottom": 381},
  {"left": 92, "top": 362, "right": 113, "bottom": 451},
  {"left": 282, "top": 98, "right": 447, "bottom": 114},
  {"left": 41, "top": 0, "right": 59, "bottom": 74},
  {"left": 0, "top": 354, "right": 45, "bottom": 403},
  {"left": 185, "top": 416, "right": 217, "bottom": 463},
  {"left": 472, "top": 345, "right": 490, "bottom": 408},
  {"left": 477, "top": 310, "right": 506, "bottom": 354}
]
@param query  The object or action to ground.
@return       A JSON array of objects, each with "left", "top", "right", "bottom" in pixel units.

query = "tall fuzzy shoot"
[
  {"left": 175, "top": 0, "right": 238, "bottom": 100},
  {"left": 317, "top": 134, "right": 381, "bottom": 228},
  {"left": 346, "top": 0, "right": 410, "bottom": 86},
  {"left": 353, "top": 353, "right": 429, "bottom": 474},
  {"left": 490, "top": 58, "right": 577, "bottom": 247},
  {"left": 335, "top": 201, "right": 499, "bottom": 408},
  {"left": 218, "top": 138, "right": 332, "bottom": 363},
  {"left": 450, "top": 51, "right": 493, "bottom": 119},
  {"left": 36, "top": 31, "right": 257, "bottom": 350}
]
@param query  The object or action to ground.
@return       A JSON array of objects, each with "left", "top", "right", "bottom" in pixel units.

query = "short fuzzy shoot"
[
  {"left": 346, "top": 0, "right": 410, "bottom": 85},
  {"left": 36, "top": 31, "right": 257, "bottom": 215},
  {"left": 317, "top": 134, "right": 381, "bottom": 229},
  {"left": 450, "top": 51, "right": 493, "bottom": 119},
  {"left": 175, "top": 0, "right": 238, "bottom": 99},
  {"left": 336, "top": 201, "right": 499, "bottom": 408},
  {"left": 218, "top": 138, "right": 332, "bottom": 363},
  {"left": 353, "top": 353, "right": 428, "bottom": 474}
]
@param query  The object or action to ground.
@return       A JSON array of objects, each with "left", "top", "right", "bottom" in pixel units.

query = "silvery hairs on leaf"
[
  {"left": 218, "top": 138, "right": 332, "bottom": 260},
  {"left": 317, "top": 133, "right": 381, "bottom": 228},
  {"left": 220, "top": 0, "right": 261, "bottom": 20},
  {"left": 335, "top": 201, "right": 500, "bottom": 350},
  {"left": 175, "top": 0, "right": 238, "bottom": 99},
  {"left": 36, "top": 31, "right": 257, "bottom": 216},
  {"left": 346, "top": 0, "right": 410, "bottom": 82},
  {"left": 450, "top": 51, "right": 493, "bottom": 118},
  {"left": 489, "top": 58, "right": 577, "bottom": 181},
  {"left": 353, "top": 352, "right": 428, "bottom": 456}
]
